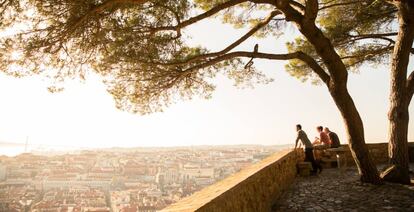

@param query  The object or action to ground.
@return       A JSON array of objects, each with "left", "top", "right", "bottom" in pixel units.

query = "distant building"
[
  {"left": 181, "top": 164, "right": 214, "bottom": 181},
  {"left": 42, "top": 180, "right": 111, "bottom": 190},
  {"left": 122, "top": 161, "right": 147, "bottom": 176},
  {"left": 156, "top": 169, "right": 180, "bottom": 185},
  {"left": 0, "top": 164, "right": 6, "bottom": 181},
  {"left": 111, "top": 190, "right": 131, "bottom": 212}
]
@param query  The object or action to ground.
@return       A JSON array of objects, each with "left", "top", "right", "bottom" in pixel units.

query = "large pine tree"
[{"left": 380, "top": 0, "right": 414, "bottom": 185}]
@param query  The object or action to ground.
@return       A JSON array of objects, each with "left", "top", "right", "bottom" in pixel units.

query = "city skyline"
[{"left": 0, "top": 145, "right": 279, "bottom": 211}]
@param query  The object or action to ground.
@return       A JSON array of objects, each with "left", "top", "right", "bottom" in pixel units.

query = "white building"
[
  {"left": 180, "top": 164, "right": 214, "bottom": 180},
  {"left": 156, "top": 169, "right": 180, "bottom": 185}
]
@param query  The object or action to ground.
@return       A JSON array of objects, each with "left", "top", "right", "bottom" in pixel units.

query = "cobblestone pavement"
[{"left": 273, "top": 164, "right": 414, "bottom": 212}]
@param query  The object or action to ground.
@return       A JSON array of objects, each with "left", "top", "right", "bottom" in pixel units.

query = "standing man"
[
  {"left": 295, "top": 124, "right": 322, "bottom": 174},
  {"left": 324, "top": 127, "right": 341, "bottom": 148}
]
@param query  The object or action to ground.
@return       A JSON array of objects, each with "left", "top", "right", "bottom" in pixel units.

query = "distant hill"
[{"left": 0, "top": 142, "right": 25, "bottom": 147}]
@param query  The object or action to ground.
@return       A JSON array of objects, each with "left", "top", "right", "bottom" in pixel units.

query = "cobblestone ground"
[{"left": 273, "top": 164, "right": 414, "bottom": 212}]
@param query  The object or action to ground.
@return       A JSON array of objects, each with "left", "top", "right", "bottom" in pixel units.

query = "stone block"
[{"left": 297, "top": 162, "right": 312, "bottom": 177}]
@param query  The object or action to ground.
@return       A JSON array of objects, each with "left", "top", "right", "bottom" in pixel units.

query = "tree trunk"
[
  {"left": 382, "top": 101, "right": 410, "bottom": 184},
  {"left": 275, "top": 0, "right": 381, "bottom": 183},
  {"left": 329, "top": 83, "right": 382, "bottom": 184},
  {"left": 296, "top": 15, "right": 381, "bottom": 184},
  {"left": 381, "top": 0, "right": 414, "bottom": 185}
]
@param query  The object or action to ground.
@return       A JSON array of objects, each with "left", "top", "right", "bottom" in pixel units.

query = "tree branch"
[
  {"left": 289, "top": 1, "right": 305, "bottom": 13},
  {"left": 158, "top": 10, "right": 281, "bottom": 66},
  {"left": 274, "top": 0, "right": 303, "bottom": 23},
  {"left": 183, "top": 51, "right": 300, "bottom": 73},
  {"left": 337, "top": 33, "right": 414, "bottom": 54},
  {"left": 181, "top": 50, "right": 330, "bottom": 84},
  {"left": 304, "top": 0, "right": 319, "bottom": 20},
  {"left": 319, "top": 1, "right": 360, "bottom": 11},
  {"left": 340, "top": 45, "right": 394, "bottom": 60},
  {"left": 67, "top": 0, "right": 149, "bottom": 34},
  {"left": 349, "top": 32, "right": 398, "bottom": 39},
  {"left": 145, "top": 0, "right": 249, "bottom": 34},
  {"left": 348, "top": 36, "right": 396, "bottom": 45},
  {"left": 66, "top": 0, "right": 249, "bottom": 37},
  {"left": 297, "top": 51, "right": 331, "bottom": 84}
]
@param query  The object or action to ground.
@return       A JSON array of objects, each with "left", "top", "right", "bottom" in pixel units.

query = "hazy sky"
[{"left": 0, "top": 18, "right": 413, "bottom": 149}]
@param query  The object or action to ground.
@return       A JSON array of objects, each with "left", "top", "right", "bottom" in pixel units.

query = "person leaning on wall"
[{"left": 294, "top": 124, "right": 322, "bottom": 174}]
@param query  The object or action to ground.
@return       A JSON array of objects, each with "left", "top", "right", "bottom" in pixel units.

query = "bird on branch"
[{"left": 244, "top": 44, "right": 259, "bottom": 70}]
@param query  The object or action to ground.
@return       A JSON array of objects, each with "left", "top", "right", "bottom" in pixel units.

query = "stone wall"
[
  {"left": 343, "top": 142, "right": 414, "bottom": 166},
  {"left": 161, "top": 149, "right": 304, "bottom": 212}
]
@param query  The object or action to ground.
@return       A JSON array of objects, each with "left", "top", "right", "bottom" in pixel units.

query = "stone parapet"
[
  {"left": 343, "top": 142, "right": 414, "bottom": 166},
  {"left": 162, "top": 149, "right": 304, "bottom": 212}
]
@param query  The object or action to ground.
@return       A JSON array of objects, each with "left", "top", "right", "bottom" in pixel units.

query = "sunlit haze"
[{"left": 0, "top": 18, "right": 413, "bottom": 149}]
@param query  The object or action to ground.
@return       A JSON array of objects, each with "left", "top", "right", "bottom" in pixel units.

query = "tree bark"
[
  {"left": 383, "top": 101, "right": 410, "bottom": 184},
  {"left": 381, "top": 0, "right": 414, "bottom": 185}
]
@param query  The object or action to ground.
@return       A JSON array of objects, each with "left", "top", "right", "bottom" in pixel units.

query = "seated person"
[
  {"left": 324, "top": 127, "right": 341, "bottom": 148},
  {"left": 313, "top": 126, "right": 330, "bottom": 147}
]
